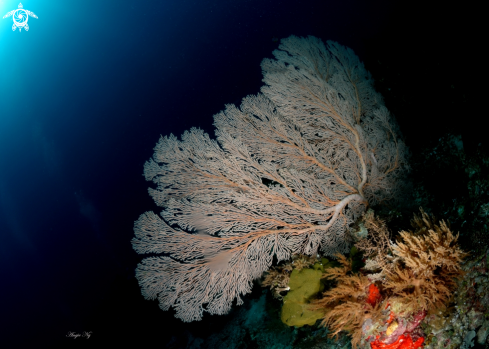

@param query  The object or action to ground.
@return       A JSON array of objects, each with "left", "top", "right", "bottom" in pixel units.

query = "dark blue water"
[{"left": 0, "top": 0, "right": 484, "bottom": 347}]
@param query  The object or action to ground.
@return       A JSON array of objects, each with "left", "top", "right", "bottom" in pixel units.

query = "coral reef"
[
  {"left": 421, "top": 248, "right": 489, "bottom": 348},
  {"left": 308, "top": 208, "right": 469, "bottom": 348},
  {"left": 255, "top": 208, "right": 489, "bottom": 349}
]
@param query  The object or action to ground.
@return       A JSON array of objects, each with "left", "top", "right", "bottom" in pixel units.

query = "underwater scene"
[{"left": 0, "top": 0, "right": 487, "bottom": 348}]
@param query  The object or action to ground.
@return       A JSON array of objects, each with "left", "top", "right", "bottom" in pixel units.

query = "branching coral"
[
  {"left": 310, "top": 254, "right": 385, "bottom": 348},
  {"left": 384, "top": 208, "right": 469, "bottom": 315},
  {"left": 310, "top": 208, "right": 468, "bottom": 348},
  {"left": 355, "top": 209, "right": 399, "bottom": 282}
]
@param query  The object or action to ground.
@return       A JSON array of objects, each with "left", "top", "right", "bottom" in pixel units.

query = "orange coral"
[
  {"left": 370, "top": 334, "right": 424, "bottom": 349},
  {"left": 366, "top": 284, "right": 381, "bottom": 306}
]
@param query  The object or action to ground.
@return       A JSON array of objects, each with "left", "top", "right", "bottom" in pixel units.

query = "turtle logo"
[{"left": 3, "top": 3, "right": 38, "bottom": 32}]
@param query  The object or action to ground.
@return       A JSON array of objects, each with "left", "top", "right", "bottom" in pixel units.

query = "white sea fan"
[{"left": 132, "top": 35, "right": 410, "bottom": 322}]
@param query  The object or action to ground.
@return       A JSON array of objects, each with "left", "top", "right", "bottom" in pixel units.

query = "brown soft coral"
[
  {"left": 384, "top": 208, "right": 469, "bottom": 315},
  {"left": 355, "top": 209, "right": 401, "bottom": 283},
  {"left": 311, "top": 209, "right": 468, "bottom": 348},
  {"left": 310, "top": 254, "right": 385, "bottom": 348}
]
